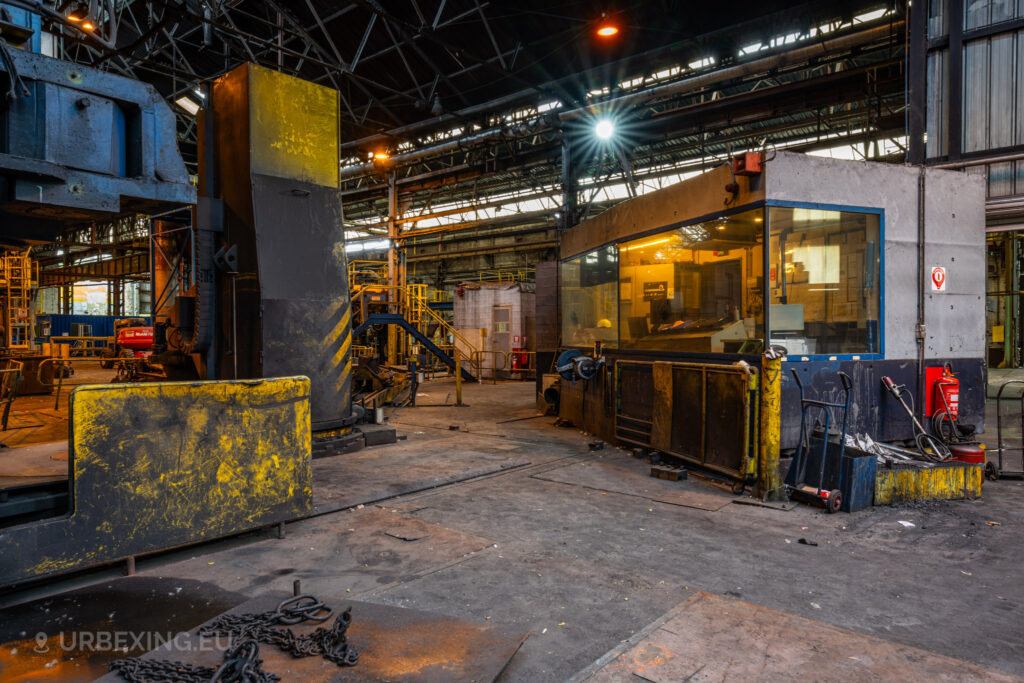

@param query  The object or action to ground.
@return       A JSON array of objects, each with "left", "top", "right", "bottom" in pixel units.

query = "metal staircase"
[{"left": 349, "top": 271, "right": 478, "bottom": 382}]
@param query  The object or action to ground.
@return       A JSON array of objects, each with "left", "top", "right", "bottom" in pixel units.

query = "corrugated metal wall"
[{"left": 39, "top": 315, "right": 150, "bottom": 339}]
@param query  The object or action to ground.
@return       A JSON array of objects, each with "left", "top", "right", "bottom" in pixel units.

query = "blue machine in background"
[{"left": 0, "top": 2, "right": 194, "bottom": 247}]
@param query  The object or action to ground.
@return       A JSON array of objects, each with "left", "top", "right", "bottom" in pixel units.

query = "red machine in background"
[
  {"left": 100, "top": 318, "right": 154, "bottom": 369},
  {"left": 117, "top": 326, "right": 154, "bottom": 358}
]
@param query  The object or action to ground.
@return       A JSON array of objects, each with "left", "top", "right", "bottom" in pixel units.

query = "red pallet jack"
[{"left": 787, "top": 370, "right": 852, "bottom": 513}]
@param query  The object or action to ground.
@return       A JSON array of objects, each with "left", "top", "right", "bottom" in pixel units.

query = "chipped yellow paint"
[
  {"left": 875, "top": 463, "right": 983, "bottom": 504},
  {"left": 1, "top": 377, "right": 312, "bottom": 586},
  {"left": 328, "top": 306, "right": 352, "bottom": 348},
  {"left": 247, "top": 65, "right": 339, "bottom": 188},
  {"left": 331, "top": 329, "right": 352, "bottom": 368},
  {"left": 758, "top": 355, "right": 782, "bottom": 498},
  {"left": 339, "top": 358, "right": 353, "bottom": 393}
]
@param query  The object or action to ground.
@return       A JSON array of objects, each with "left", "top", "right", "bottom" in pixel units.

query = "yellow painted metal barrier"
[
  {"left": 758, "top": 354, "right": 783, "bottom": 499},
  {"left": 0, "top": 376, "right": 312, "bottom": 587},
  {"left": 471, "top": 350, "right": 507, "bottom": 383},
  {"left": 875, "top": 463, "right": 983, "bottom": 505}
]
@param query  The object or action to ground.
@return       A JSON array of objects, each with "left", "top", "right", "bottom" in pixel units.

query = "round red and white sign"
[{"left": 931, "top": 266, "right": 946, "bottom": 291}]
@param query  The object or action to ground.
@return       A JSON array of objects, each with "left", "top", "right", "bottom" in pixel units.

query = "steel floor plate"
[
  {"left": 0, "top": 577, "right": 247, "bottom": 683},
  {"left": 92, "top": 593, "right": 528, "bottom": 683},
  {"left": 572, "top": 591, "right": 1021, "bottom": 682}
]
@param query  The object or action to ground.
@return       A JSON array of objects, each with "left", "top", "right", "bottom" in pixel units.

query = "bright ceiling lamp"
[
  {"left": 594, "top": 118, "right": 615, "bottom": 140},
  {"left": 174, "top": 96, "right": 200, "bottom": 116}
]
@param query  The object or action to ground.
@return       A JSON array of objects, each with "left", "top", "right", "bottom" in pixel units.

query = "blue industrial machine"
[
  {"left": 0, "top": 8, "right": 328, "bottom": 588},
  {"left": 0, "top": 5, "right": 194, "bottom": 246}
]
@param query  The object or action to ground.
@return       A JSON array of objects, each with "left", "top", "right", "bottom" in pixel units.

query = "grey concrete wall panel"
[
  {"left": 765, "top": 151, "right": 986, "bottom": 361},
  {"left": 921, "top": 166, "right": 987, "bottom": 359}
]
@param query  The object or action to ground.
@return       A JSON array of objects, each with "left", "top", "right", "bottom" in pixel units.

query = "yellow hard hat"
[{"left": 597, "top": 318, "right": 612, "bottom": 328}]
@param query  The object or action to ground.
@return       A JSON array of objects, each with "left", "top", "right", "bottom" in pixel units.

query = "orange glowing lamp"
[{"left": 596, "top": 25, "right": 618, "bottom": 37}]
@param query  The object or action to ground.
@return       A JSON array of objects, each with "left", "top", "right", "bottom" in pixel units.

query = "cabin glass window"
[
  {"left": 768, "top": 206, "right": 881, "bottom": 356},
  {"left": 617, "top": 208, "right": 765, "bottom": 352},
  {"left": 561, "top": 244, "right": 619, "bottom": 348}
]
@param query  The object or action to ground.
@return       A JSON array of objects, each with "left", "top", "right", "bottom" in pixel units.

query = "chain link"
[
  {"left": 198, "top": 595, "right": 359, "bottom": 667},
  {"left": 110, "top": 637, "right": 279, "bottom": 683},
  {"left": 109, "top": 595, "right": 358, "bottom": 682}
]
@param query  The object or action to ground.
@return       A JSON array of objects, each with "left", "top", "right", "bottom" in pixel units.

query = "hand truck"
[
  {"left": 990, "top": 379, "right": 1024, "bottom": 480},
  {"left": 787, "top": 370, "right": 852, "bottom": 513}
]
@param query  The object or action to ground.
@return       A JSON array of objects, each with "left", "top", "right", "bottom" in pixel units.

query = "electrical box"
[{"left": 732, "top": 152, "right": 763, "bottom": 176}]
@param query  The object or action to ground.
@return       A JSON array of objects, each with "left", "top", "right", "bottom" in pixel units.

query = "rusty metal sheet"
[
  {"left": 703, "top": 370, "right": 748, "bottom": 472},
  {"left": 91, "top": 594, "right": 529, "bottom": 683},
  {"left": 574, "top": 591, "right": 1018, "bottom": 682},
  {"left": 669, "top": 366, "right": 703, "bottom": 462},
  {"left": 0, "top": 377, "right": 312, "bottom": 587}
]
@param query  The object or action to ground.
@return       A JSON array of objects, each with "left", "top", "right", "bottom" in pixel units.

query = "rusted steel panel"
[{"left": 92, "top": 595, "right": 528, "bottom": 683}]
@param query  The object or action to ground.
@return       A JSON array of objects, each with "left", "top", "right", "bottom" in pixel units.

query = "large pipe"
[
  {"left": 339, "top": 22, "right": 901, "bottom": 181},
  {"left": 916, "top": 167, "right": 927, "bottom": 419},
  {"left": 341, "top": 117, "right": 546, "bottom": 179}
]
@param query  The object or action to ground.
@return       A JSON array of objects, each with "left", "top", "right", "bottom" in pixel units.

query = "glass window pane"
[
  {"left": 1017, "top": 31, "right": 1024, "bottom": 146},
  {"left": 561, "top": 245, "right": 618, "bottom": 348},
  {"left": 618, "top": 208, "right": 764, "bottom": 352},
  {"left": 965, "top": 0, "right": 990, "bottom": 28},
  {"left": 988, "top": 162, "right": 1015, "bottom": 196},
  {"left": 989, "top": 33, "right": 1015, "bottom": 149},
  {"left": 991, "top": 0, "right": 1014, "bottom": 23},
  {"left": 926, "top": 49, "right": 948, "bottom": 158},
  {"left": 963, "top": 39, "right": 990, "bottom": 153},
  {"left": 768, "top": 207, "right": 881, "bottom": 355},
  {"left": 928, "top": 0, "right": 947, "bottom": 38}
]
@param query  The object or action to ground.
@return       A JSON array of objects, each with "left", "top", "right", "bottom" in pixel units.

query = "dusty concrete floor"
[{"left": 1, "top": 379, "right": 1022, "bottom": 682}]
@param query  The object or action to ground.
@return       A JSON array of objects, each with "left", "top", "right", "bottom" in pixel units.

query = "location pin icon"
[{"left": 34, "top": 632, "right": 49, "bottom": 653}]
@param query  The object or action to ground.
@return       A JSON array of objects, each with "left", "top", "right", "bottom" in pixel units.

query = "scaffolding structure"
[{"left": 0, "top": 253, "right": 35, "bottom": 351}]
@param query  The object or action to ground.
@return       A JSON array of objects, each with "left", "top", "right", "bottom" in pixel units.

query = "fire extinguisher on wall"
[{"left": 934, "top": 362, "right": 959, "bottom": 420}]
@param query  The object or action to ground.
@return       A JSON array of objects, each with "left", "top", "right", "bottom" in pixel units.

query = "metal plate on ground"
[
  {"left": 531, "top": 458, "right": 731, "bottom": 511},
  {"left": 92, "top": 594, "right": 528, "bottom": 683},
  {"left": 313, "top": 445, "right": 529, "bottom": 514},
  {"left": 572, "top": 591, "right": 1019, "bottom": 682},
  {"left": 0, "top": 577, "right": 246, "bottom": 683}
]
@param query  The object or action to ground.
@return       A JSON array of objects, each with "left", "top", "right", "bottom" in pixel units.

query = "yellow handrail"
[{"left": 471, "top": 350, "right": 507, "bottom": 383}]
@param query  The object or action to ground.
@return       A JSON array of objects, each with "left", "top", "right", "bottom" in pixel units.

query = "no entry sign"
[{"left": 931, "top": 266, "right": 947, "bottom": 291}]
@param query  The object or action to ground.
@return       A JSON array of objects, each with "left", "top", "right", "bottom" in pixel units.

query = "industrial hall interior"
[{"left": 0, "top": 0, "right": 1023, "bottom": 681}]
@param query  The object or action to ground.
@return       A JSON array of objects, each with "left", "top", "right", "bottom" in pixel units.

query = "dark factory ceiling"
[{"left": 24, "top": 0, "right": 893, "bottom": 162}]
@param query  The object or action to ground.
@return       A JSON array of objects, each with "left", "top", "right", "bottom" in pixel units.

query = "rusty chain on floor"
[{"left": 109, "top": 595, "right": 358, "bottom": 682}]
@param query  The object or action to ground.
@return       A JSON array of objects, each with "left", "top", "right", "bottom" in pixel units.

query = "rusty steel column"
[{"left": 151, "top": 219, "right": 176, "bottom": 321}]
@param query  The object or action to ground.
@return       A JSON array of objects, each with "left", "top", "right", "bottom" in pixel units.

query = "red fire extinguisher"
[{"left": 934, "top": 363, "right": 959, "bottom": 419}]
